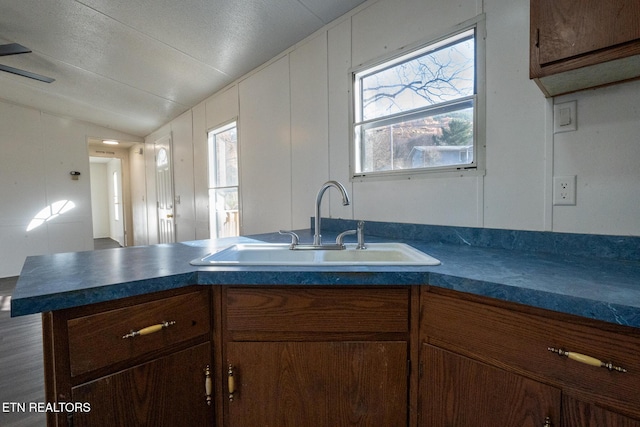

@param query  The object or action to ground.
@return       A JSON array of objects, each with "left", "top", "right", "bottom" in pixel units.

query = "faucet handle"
[
  {"left": 356, "top": 221, "right": 366, "bottom": 250},
  {"left": 279, "top": 230, "right": 300, "bottom": 249},
  {"left": 335, "top": 229, "right": 356, "bottom": 247}
]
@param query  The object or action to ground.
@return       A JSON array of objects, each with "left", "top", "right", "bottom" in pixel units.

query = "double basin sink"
[
  {"left": 191, "top": 181, "right": 440, "bottom": 267},
  {"left": 191, "top": 242, "right": 441, "bottom": 266}
]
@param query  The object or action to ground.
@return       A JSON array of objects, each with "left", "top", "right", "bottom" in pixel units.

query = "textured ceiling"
[{"left": 0, "top": 0, "right": 367, "bottom": 137}]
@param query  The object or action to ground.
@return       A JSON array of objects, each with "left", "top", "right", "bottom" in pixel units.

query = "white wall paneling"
[
  {"left": 350, "top": 0, "right": 480, "bottom": 68},
  {"left": 481, "top": 0, "right": 549, "bottom": 231},
  {"left": 129, "top": 143, "right": 148, "bottom": 246},
  {"left": 290, "top": 32, "right": 331, "bottom": 229},
  {"left": 192, "top": 102, "right": 210, "bottom": 240},
  {"left": 137, "top": 0, "right": 638, "bottom": 238},
  {"left": 327, "top": 18, "right": 355, "bottom": 222},
  {"left": 238, "top": 56, "right": 292, "bottom": 234}
]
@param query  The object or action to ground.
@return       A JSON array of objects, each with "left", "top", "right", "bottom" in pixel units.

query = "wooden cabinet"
[
  {"left": 222, "top": 286, "right": 411, "bottom": 427},
  {"left": 71, "top": 343, "right": 212, "bottom": 426},
  {"left": 420, "top": 288, "right": 640, "bottom": 426},
  {"left": 421, "top": 344, "right": 560, "bottom": 426},
  {"left": 41, "top": 283, "right": 640, "bottom": 426},
  {"left": 562, "top": 395, "right": 640, "bottom": 427},
  {"left": 42, "top": 286, "right": 214, "bottom": 427},
  {"left": 530, "top": 0, "right": 640, "bottom": 96}
]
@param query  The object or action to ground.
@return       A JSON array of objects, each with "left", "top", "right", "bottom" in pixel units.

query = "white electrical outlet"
[{"left": 553, "top": 175, "right": 576, "bottom": 206}]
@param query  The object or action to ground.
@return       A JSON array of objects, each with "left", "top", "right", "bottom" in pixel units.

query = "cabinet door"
[
  {"left": 562, "top": 395, "right": 640, "bottom": 427},
  {"left": 226, "top": 341, "right": 407, "bottom": 427},
  {"left": 420, "top": 344, "right": 561, "bottom": 426},
  {"left": 71, "top": 343, "right": 213, "bottom": 427},
  {"left": 535, "top": 0, "right": 640, "bottom": 66}
]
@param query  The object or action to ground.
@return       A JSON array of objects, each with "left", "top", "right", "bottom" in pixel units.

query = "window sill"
[{"left": 351, "top": 167, "right": 486, "bottom": 182}]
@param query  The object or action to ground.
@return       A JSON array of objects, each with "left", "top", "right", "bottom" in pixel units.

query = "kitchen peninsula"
[{"left": 12, "top": 220, "right": 640, "bottom": 426}]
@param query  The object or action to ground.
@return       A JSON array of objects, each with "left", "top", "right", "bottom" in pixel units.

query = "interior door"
[
  {"left": 110, "top": 159, "right": 125, "bottom": 246},
  {"left": 155, "top": 135, "right": 175, "bottom": 243}
]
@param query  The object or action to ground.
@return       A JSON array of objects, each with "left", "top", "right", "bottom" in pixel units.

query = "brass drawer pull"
[
  {"left": 547, "top": 347, "right": 627, "bottom": 372},
  {"left": 122, "top": 320, "right": 176, "bottom": 339},
  {"left": 204, "top": 365, "right": 212, "bottom": 406},
  {"left": 543, "top": 416, "right": 552, "bottom": 427}
]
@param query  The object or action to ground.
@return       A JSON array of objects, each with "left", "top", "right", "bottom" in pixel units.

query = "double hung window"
[{"left": 352, "top": 20, "right": 483, "bottom": 178}]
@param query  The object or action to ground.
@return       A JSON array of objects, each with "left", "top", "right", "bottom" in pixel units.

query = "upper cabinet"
[{"left": 530, "top": 0, "right": 640, "bottom": 97}]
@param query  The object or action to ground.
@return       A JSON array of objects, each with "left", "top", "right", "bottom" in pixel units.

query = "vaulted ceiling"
[{"left": 0, "top": 0, "right": 367, "bottom": 137}]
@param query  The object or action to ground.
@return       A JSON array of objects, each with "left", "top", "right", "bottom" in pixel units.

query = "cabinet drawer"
[
  {"left": 226, "top": 287, "right": 409, "bottom": 334},
  {"left": 422, "top": 291, "right": 640, "bottom": 418},
  {"left": 68, "top": 288, "right": 210, "bottom": 377}
]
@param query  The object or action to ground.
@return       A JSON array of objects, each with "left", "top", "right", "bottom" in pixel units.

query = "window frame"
[
  {"left": 207, "top": 120, "right": 240, "bottom": 239},
  {"left": 349, "top": 15, "right": 486, "bottom": 181}
]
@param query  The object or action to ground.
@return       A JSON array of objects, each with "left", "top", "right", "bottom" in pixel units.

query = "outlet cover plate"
[{"left": 553, "top": 175, "right": 576, "bottom": 206}]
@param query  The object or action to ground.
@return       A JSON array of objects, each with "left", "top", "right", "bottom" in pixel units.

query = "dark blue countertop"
[{"left": 11, "top": 221, "right": 640, "bottom": 328}]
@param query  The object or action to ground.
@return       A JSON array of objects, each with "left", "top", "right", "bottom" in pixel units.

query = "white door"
[
  {"left": 109, "top": 159, "right": 125, "bottom": 246},
  {"left": 155, "top": 136, "right": 175, "bottom": 243}
]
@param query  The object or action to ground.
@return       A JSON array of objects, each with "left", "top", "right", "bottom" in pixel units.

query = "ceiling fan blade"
[
  {"left": 0, "top": 64, "right": 55, "bottom": 83},
  {"left": 0, "top": 43, "right": 32, "bottom": 56}
]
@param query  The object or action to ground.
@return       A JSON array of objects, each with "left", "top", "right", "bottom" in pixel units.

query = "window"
[
  {"left": 351, "top": 19, "right": 484, "bottom": 178},
  {"left": 208, "top": 121, "right": 239, "bottom": 238}
]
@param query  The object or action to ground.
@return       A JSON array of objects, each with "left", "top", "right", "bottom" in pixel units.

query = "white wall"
[
  {"left": 238, "top": 56, "right": 292, "bottom": 234},
  {"left": 0, "top": 99, "right": 142, "bottom": 277},
  {"left": 140, "top": 0, "right": 640, "bottom": 243},
  {"left": 129, "top": 143, "right": 148, "bottom": 246},
  {"left": 552, "top": 83, "right": 640, "bottom": 235}
]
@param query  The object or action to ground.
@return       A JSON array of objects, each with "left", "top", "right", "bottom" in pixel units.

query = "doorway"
[
  {"left": 90, "top": 157, "right": 125, "bottom": 247},
  {"left": 87, "top": 138, "right": 136, "bottom": 248}
]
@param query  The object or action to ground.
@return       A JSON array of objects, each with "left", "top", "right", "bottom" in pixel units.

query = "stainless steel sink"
[{"left": 191, "top": 242, "right": 440, "bottom": 266}]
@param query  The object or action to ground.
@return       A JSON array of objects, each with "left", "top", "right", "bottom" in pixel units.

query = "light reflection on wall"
[{"left": 26, "top": 200, "right": 76, "bottom": 232}]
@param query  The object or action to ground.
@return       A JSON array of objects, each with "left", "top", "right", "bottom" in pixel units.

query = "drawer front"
[
  {"left": 422, "top": 292, "right": 640, "bottom": 417},
  {"left": 226, "top": 287, "right": 409, "bottom": 334},
  {"left": 68, "top": 289, "right": 210, "bottom": 377}
]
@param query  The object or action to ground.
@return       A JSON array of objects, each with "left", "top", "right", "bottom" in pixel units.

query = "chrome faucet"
[
  {"left": 313, "top": 180, "right": 350, "bottom": 246},
  {"left": 279, "top": 180, "right": 353, "bottom": 250}
]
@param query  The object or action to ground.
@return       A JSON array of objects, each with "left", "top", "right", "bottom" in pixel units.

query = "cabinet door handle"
[
  {"left": 122, "top": 320, "right": 176, "bottom": 339},
  {"left": 204, "top": 365, "right": 212, "bottom": 406},
  {"left": 228, "top": 364, "right": 236, "bottom": 402},
  {"left": 547, "top": 347, "right": 627, "bottom": 372},
  {"left": 543, "top": 416, "right": 552, "bottom": 427}
]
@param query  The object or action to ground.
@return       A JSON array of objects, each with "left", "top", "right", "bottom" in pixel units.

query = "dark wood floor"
[
  {"left": 93, "top": 237, "right": 122, "bottom": 250},
  {"left": 0, "top": 239, "right": 122, "bottom": 426},
  {"left": 0, "top": 276, "right": 45, "bottom": 427}
]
